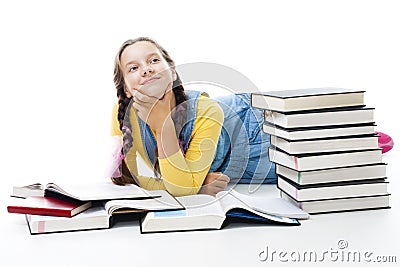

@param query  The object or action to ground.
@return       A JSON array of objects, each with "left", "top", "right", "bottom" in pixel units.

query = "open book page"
[
  {"left": 216, "top": 191, "right": 299, "bottom": 224},
  {"left": 229, "top": 190, "right": 309, "bottom": 219},
  {"left": 105, "top": 190, "right": 184, "bottom": 214},
  {"left": 45, "top": 181, "right": 160, "bottom": 201},
  {"left": 12, "top": 183, "right": 45, "bottom": 198},
  {"left": 176, "top": 194, "right": 225, "bottom": 217}
]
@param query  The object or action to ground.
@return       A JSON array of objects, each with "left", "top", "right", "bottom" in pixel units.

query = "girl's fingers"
[
  {"left": 217, "top": 174, "right": 230, "bottom": 183},
  {"left": 212, "top": 173, "right": 230, "bottom": 183},
  {"left": 210, "top": 180, "right": 229, "bottom": 190}
]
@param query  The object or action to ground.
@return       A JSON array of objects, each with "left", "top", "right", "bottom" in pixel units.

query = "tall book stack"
[{"left": 251, "top": 87, "right": 390, "bottom": 214}]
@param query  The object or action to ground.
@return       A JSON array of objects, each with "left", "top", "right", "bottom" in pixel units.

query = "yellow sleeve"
[
  {"left": 111, "top": 102, "right": 122, "bottom": 136},
  {"left": 158, "top": 95, "right": 224, "bottom": 196}
]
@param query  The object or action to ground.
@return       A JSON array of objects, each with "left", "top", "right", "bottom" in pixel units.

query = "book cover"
[
  {"left": 270, "top": 134, "right": 379, "bottom": 154},
  {"left": 269, "top": 146, "right": 382, "bottom": 171},
  {"left": 277, "top": 176, "right": 389, "bottom": 201},
  {"left": 264, "top": 106, "right": 375, "bottom": 128},
  {"left": 263, "top": 122, "right": 376, "bottom": 140},
  {"left": 254, "top": 87, "right": 365, "bottom": 98},
  {"left": 276, "top": 163, "right": 387, "bottom": 185},
  {"left": 281, "top": 191, "right": 391, "bottom": 214},
  {"left": 251, "top": 87, "right": 365, "bottom": 112},
  {"left": 7, "top": 196, "right": 92, "bottom": 217}
]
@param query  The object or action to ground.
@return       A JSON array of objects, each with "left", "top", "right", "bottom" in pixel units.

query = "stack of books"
[{"left": 251, "top": 87, "right": 390, "bottom": 214}]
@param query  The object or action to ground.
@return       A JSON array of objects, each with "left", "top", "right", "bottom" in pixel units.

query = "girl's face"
[{"left": 120, "top": 41, "right": 176, "bottom": 99}]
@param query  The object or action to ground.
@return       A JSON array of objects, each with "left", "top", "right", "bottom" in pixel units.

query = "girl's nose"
[{"left": 142, "top": 65, "right": 153, "bottom": 76}]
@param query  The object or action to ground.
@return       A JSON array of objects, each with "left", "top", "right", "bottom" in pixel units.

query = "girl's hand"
[
  {"left": 199, "top": 172, "right": 230, "bottom": 197},
  {"left": 132, "top": 82, "right": 173, "bottom": 131}
]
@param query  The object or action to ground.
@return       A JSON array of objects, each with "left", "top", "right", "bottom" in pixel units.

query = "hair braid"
[{"left": 110, "top": 41, "right": 139, "bottom": 185}]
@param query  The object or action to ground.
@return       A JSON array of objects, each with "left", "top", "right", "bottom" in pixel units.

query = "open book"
[
  {"left": 11, "top": 181, "right": 159, "bottom": 201},
  {"left": 24, "top": 190, "right": 184, "bottom": 234},
  {"left": 140, "top": 189, "right": 309, "bottom": 233}
]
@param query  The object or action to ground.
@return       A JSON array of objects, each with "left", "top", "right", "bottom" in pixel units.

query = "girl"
[{"left": 110, "top": 37, "right": 276, "bottom": 197}]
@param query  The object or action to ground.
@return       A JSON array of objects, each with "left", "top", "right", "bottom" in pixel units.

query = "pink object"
[
  {"left": 376, "top": 131, "right": 394, "bottom": 153},
  {"left": 108, "top": 136, "right": 124, "bottom": 178}
]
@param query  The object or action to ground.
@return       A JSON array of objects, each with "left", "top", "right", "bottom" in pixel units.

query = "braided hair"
[{"left": 112, "top": 37, "right": 187, "bottom": 185}]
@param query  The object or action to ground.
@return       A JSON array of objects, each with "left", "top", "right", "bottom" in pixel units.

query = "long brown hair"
[{"left": 111, "top": 37, "right": 187, "bottom": 185}]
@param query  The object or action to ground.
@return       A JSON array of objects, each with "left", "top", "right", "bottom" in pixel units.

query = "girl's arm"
[{"left": 157, "top": 95, "right": 224, "bottom": 196}]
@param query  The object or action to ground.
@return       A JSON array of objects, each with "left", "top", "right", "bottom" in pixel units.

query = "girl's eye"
[
  {"left": 129, "top": 66, "right": 138, "bottom": 72},
  {"left": 150, "top": 58, "right": 160, "bottom": 63}
]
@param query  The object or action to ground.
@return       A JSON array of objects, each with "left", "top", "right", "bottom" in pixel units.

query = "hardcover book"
[
  {"left": 23, "top": 190, "right": 184, "bottom": 234},
  {"left": 281, "top": 191, "right": 390, "bottom": 214},
  {"left": 263, "top": 123, "right": 376, "bottom": 140},
  {"left": 251, "top": 87, "right": 365, "bottom": 112},
  {"left": 26, "top": 206, "right": 111, "bottom": 234},
  {"left": 270, "top": 134, "right": 379, "bottom": 154},
  {"left": 277, "top": 176, "right": 389, "bottom": 201},
  {"left": 7, "top": 196, "right": 92, "bottom": 217},
  {"left": 140, "top": 190, "right": 308, "bottom": 233},
  {"left": 276, "top": 163, "right": 387, "bottom": 185},
  {"left": 264, "top": 106, "right": 374, "bottom": 128},
  {"left": 268, "top": 146, "right": 382, "bottom": 171}
]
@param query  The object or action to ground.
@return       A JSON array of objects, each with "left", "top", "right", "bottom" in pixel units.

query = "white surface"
[
  {"left": 2, "top": 175, "right": 399, "bottom": 267},
  {"left": 1, "top": 0, "right": 400, "bottom": 266}
]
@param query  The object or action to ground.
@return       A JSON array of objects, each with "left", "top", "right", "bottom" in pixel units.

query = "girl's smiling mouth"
[{"left": 141, "top": 77, "right": 160, "bottom": 85}]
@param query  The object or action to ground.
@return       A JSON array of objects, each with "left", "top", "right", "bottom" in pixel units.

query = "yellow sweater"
[{"left": 111, "top": 93, "right": 224, "bottom": 196}]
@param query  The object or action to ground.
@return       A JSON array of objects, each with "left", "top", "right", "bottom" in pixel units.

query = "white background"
[{"left": 0, "top": 0, "right": 399, "bottom": 266}]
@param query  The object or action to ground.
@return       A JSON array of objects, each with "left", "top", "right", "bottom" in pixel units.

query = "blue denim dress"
[{"left": 138, "top": 90, "right": 276, "bottom": 184}]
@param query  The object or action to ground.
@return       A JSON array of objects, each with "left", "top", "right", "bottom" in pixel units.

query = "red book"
[{"left": 7, "top": 196, "right": 92, "bottom": 217}]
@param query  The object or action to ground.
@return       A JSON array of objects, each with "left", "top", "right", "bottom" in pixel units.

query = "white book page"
[
  {"left": 216, "top": 191, "right": 300, "bottom": 224},
  {"left": 216, "top": 191, "right": 249, "bottom": 214},
  {"left": 11, "top": 183, "right": 45, "bottom": 198},
  {"left": 229, "top": 190, "right": 309, "bottom": 219},
  {"left": 105, "top": 190, "right": 183, "bottom": 214},
  {"left": 46, "top": 181, "right": 159, "bottom": 201},
  {"left": 176, "top": 194, "right": 225, "bottom": 217}
]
